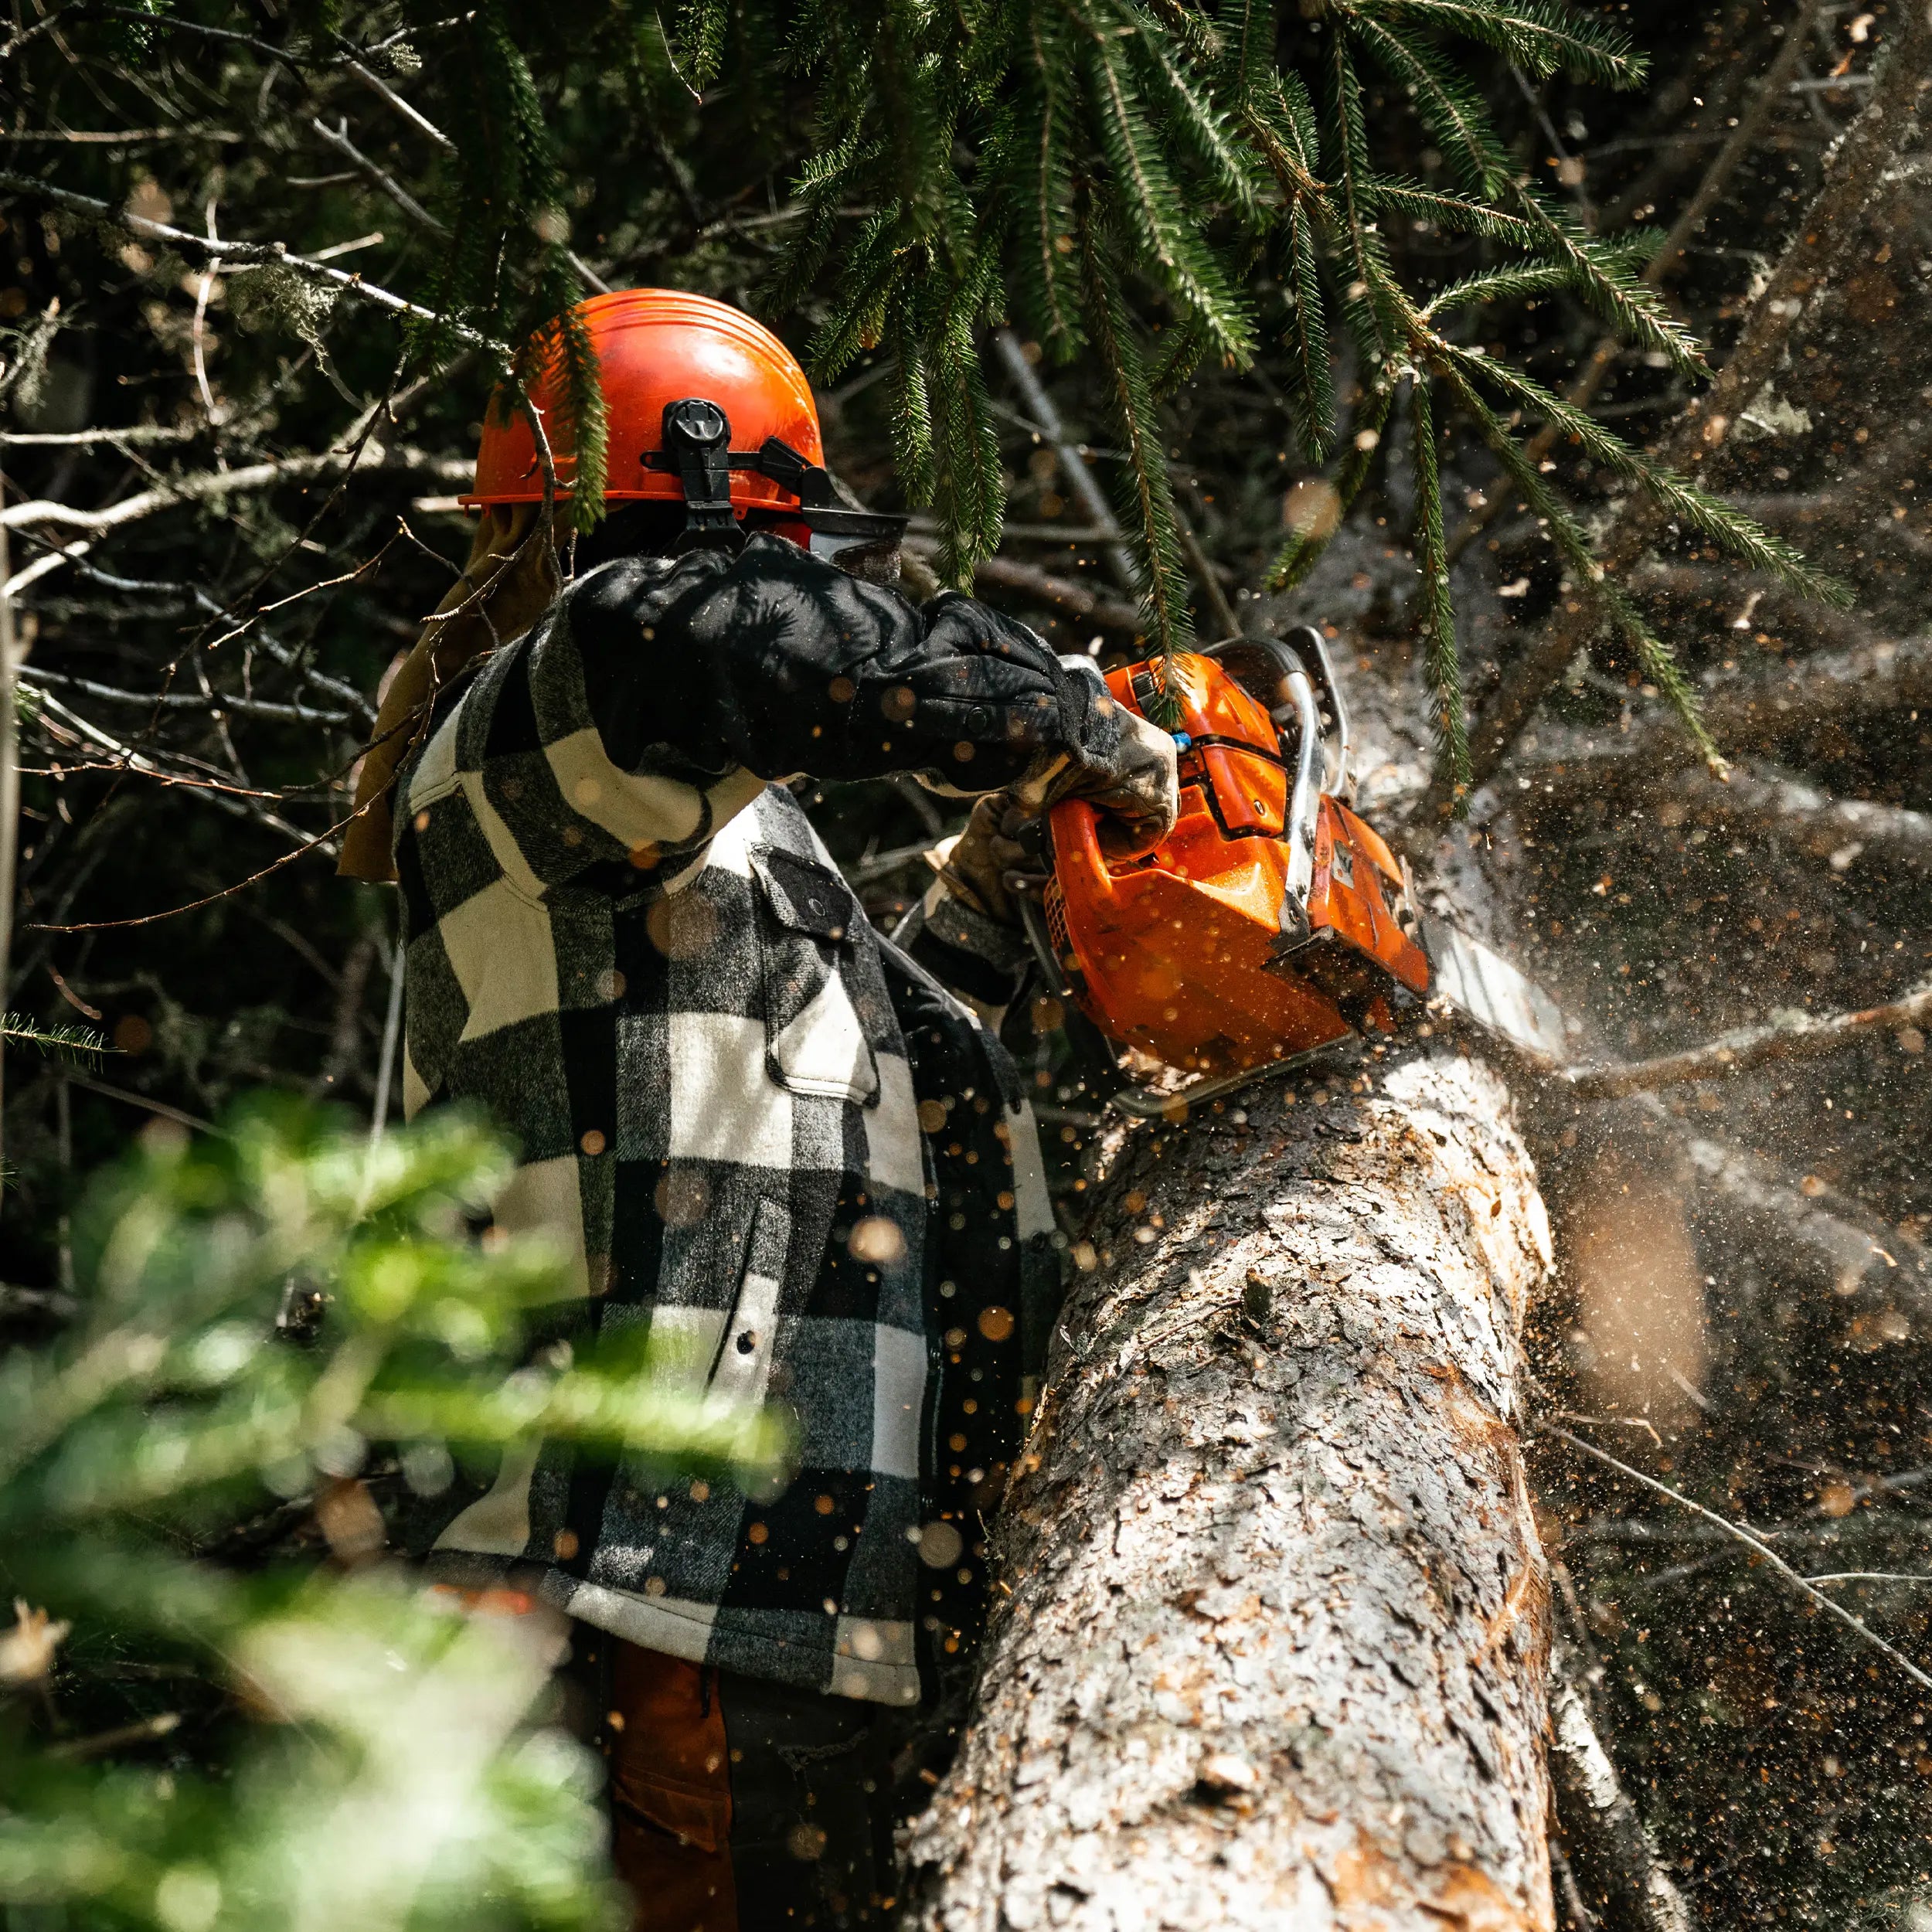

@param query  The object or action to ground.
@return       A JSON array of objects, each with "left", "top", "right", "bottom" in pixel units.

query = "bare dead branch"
[
  {"left": 308, "top": 115, "right": 446, "bottom": 234},
  {"left": 2, "top": 444, "right": 468, "bottom": 536},
  {"left": 1643, "top": 1094, "right": 1929, "bottom": 1301},
  {"left": 340, "top": 53, "right": 455, "bottom": 151},
  {"left": 1440, "top": 5, "right": 1932, "bottom": 812},
  {"left": 0, "top": 423, "right": 206, "bottom": 449},
  {"left": 0, "top": 171, "right": 495, "bottom": 345},
  {"left": 1574, "top": 1515, "right": 1932, "bottom": 1549},
  {"left": 992, "top": 328, "right": 1140, "bottom": 593},
  {"left": 19, "top": 667, "right": 354, "bottom": 727},
  {"left": 1566, "top": 982, "right": 1932, "bottom": 1099},
  {"left": 1662, "top": 760, "right": 1932, "bottom": 869},
  {"left": 1548, "top": 1638, "right": 1693, "bottom": 1932},
  {"left": 1535, "top": 1418, "right": 1932, "bottom": 1689},
  {"left": 29, "top": 690, "right": 325, "bottom": 835}
]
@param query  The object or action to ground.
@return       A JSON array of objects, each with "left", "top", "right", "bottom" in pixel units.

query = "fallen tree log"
[{"left": 907, "top": 1047, "right": 1558, "bottom": 1931}]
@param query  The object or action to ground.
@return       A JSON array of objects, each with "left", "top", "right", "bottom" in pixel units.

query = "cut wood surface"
[{"left": 906, "top": 1049, "right": 1557, "bottom": 1932}]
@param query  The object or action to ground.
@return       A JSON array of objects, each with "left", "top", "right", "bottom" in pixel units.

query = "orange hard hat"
[
  {"left": 468, "top": 288, "right": 818, "bottom": 512},
  {"left": 468, "top": 289, "right": 905, "bottom": 549}
]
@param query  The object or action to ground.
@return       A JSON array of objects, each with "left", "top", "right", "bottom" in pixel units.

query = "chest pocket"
[{"left": 750, "top": 846, "right": 881, "bottom": 1104}]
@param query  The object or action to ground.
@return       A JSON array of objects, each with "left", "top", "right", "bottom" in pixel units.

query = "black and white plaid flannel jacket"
[{"left": 401, "top": 537, "right": 1107, "bottom": 1705}]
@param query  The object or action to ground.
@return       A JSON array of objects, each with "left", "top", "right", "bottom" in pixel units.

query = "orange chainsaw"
[{"left": 1020, "top": 628, "right": 1568, "bottom": 1108}]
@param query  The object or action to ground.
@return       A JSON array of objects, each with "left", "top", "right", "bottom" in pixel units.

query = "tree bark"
[{"left": 906, "top": 1048, "right": 1557, "bottom": 1931}]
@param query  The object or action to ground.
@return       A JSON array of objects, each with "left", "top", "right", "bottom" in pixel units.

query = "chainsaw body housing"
[{"left": 1044, "top": 645, "right": 1430, "bottom": 1073}]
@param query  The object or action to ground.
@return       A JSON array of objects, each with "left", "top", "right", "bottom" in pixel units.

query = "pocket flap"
[
  {"left": 751, "top": 846, "right": 859, "bottom": 943},
  {"left": 611, "top": 1767, "right": 731, "bottom": 1855}
]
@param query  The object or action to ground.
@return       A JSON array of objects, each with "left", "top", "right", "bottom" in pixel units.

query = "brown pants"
[{"left": 577, "top": 1634, "right": 911, "bottom": 1932}]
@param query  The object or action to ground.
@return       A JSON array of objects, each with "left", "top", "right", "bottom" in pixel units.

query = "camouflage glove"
[
  {"left": 939, "top": 792, "right": 1039, "bottom": 930},
  {"left": 940, "top": 708, "right": 1180, "bottom": 928},
  {"left": 1011, "top": 703, "right": 1179, "bottom": 858}
]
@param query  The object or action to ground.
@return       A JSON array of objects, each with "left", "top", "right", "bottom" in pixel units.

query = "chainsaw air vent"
[{"left": 1044, "top": 880, "right": 1071, "bottom": 961}]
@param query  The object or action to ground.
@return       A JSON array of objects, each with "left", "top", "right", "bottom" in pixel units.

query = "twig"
[
  {"left": 0, "top": 484, "right": 17, "bottom": 1169},
  {"left": 369, "top": 923, "right": 404, "bottom": 1147},
  {"left": 26, "top": 811, "right": 353, "bottom": 930},
  {"left": 1535, "top": 1417, "right": 1932, "bottom": 1689},
  {"left": 0, "top": 423, "right": 206, "bottom": 449},
  {"left": 0, "top": 172, "right": 494, "bottom": 345},
  {"left": 341, "top": 55, "right": 455, "bottom": 152},
  {"left": 1, "top": 444, "right": 463, "bottom": 537},
  {"left": 37, "top": 554, "right": 375, "bottom": 723},
  {"left": 324, "top": 70, "right": 609, "bottom": 292},
  {"left": 19, "top": 668, "right": 353, "bottom": 727},
  {"left": 28, "top": 689, "right": 322, "bottom": 837},
  {"left": 1175, "top": 505, "right": 1242, "bottom": 642},
  {"left": 0, "top": 5, "right": 74, "bottom": 60},
  {"left": 60, "top": 1070, "right": 211, "bottom": 1131},
  {"left": 1448, "top": 0, "right": 1828, "bottom": 567},
  {"left": 1566, "top": 981, "right": 1932, "bottom": 1098},
  {"left": 1806, "top": 1572, "right": 1932, "bottom": 1585},
  {"left": 1548, "top": 1637, "right": 1692, "bottom": 1932},
  {"left": 992, "top": 329, "right": 1139, "bottom": 594},
  {"left": 45, "top": 1712, "right": 181, "bottom": 1761},
  {"left": 844, "top": 838, "right": 944, "bottom": 886},
  {"left": 1573, "top": 1515, "right": 1929, "bottom": 1549},
  {"left": 191, "top": 194, "right": 220, "bottom": 420},
  {"left": 308, "top": 115, "right": 445, "bottom": 235},
  {"left": 1441, "top": 0, "right": 1932, "bottom": 811}
]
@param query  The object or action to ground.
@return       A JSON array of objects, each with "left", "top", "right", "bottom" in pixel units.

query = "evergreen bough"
[
  {"left": 0, "top": 1100, "right": 786, "bottom": 1930},
  {"left": 22, "top": 0, "right": 1843, "bottom": 787},
  {"left": 674, "top": 0, "right": 1842, "bottom": 787}
]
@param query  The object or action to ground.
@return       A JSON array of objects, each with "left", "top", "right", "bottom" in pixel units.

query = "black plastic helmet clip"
[{"left": 662, "top": 397, "right": 743, "bottom": 551}]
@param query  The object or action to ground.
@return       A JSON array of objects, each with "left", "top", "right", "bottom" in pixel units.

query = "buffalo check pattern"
[{"left": 397, "top": 573, "right": 1057, "bottom": 1706}]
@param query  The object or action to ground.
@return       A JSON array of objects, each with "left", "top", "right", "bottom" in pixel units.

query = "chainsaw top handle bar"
[{"left": 1199, "top": 635, "right": 1323, "bottom": 922}]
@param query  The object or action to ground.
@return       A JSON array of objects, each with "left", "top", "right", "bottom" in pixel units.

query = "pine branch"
[
  {"left": 1422, "top": 262, "right": 1594, "bottom": 318},
  {"left": 1083, "top": 30, "right": 1255, "bottom": 362},
  {"left": 1408, "top": 374, "right": 1468, "bottom": 789},
  {"left": 1505, "top": 182, "right": 1706, "bottom": 377},
  {"left": 1117, "top": 1, "right": 1267, "bottom": 226},
  {"left": 676, "top": 0, "right": 731, "bottom": 87},
  {"left": 1321, "top": 35, "right": 1402, "bottom": 360},
  {"left": 1347, "top": 0, "right": 1645, "bottom": 88},
  {"left": 1012, "top": 13, "right": 1082, "bottom": 354},
  {"left": 1283, "top": 196, "right": 1335, "bottom": 460},
  {"left": 1433, "top": 354, "right": 1721, "bottom": 769},
  {"left": 1358, "top": 178, "right": 1541, "bottom": 247},
  {"left": 1434, "top": 342, "right": 1849, "bottom": 604},
  {"left": 1339, "top": 15, "right": 1509, "bottom": 196},
  {"left": 0, "top": 1014, "right": 109, "bottom": 1064},
  {"left": 1077, "top": 191, "right": 1194, "bottom": 683}
]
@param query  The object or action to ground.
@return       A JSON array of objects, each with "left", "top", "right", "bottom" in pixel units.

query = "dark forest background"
[{"left": 2, "top": 0, "right": 1930, "bottom": 1922}]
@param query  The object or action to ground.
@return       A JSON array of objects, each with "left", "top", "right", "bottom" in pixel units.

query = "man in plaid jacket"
[{"left": 348, "top": 291, "right": 1177, "bottom": 1932}]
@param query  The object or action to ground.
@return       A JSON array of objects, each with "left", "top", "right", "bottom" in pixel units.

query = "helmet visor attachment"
[{"left": 650, "top": 401, "right": 909, "bottom": 570}]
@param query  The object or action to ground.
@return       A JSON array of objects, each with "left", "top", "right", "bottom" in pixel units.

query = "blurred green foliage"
[{"left": 0, "top": 1100, "right": 787, "bottom": 1931}]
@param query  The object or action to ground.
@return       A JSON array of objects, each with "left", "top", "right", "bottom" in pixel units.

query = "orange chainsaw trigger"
[{"left": 1044, "top": 646, "right": 1430, "bottom": 1075}]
